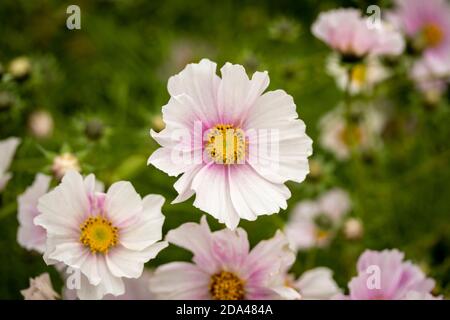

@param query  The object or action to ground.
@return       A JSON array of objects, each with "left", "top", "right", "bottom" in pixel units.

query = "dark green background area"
[{"left": 0, "top": 0, "right": 449, "bottom": 299}]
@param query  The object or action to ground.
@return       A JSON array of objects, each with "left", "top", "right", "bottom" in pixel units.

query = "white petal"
[
  {"left": 295, "top": 267, "right": 341, "bottom": 300},
  {"left": 0, "top": 137, "right": 20, "bottom": 173},
  {"left": 105, "top": 181, "right": 142, "bottom": 227}
]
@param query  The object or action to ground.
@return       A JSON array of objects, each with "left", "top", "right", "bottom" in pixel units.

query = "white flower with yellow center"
[
  {"left": 326, "top": 54, "right": 389, "bottom": 95},
  {"left": 148, "top": 59, "right": 312, "bottom": 229},
  {"left": 34, "top": 170, "right": 168, "bottom": 300}
]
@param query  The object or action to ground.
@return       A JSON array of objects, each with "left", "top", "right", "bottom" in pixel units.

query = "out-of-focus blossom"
[
  {"left": 344, "top": 217, "right": 364, "bottom": 240},
  {"left": 312, "top": 9, "right": 404, "bottom": 58},
  {"left": 51, "top": 152, "right": 81, "bottom": 180},
  {"left": 149, "top": 216, "right": 299, "bottom": 300},
  {"left": 64, "top": 270, "right": 155, "bottom": 300},
  {"left": 35, "top": 170, "right": 168, "bottom": 300},
  {"left": 148, "top": 59, "right": 312, "bottom": 229},
  {"left": 0, "top": 91, "right": 14, "bottom": 110},
  {"left": 0, "top": 137, "right": 21, "bottom": 192},
  {"left": 335, "top": 249, "right": 441, "bottom": 300},
  {"left": 28, "top": 110, "right": 54, "bottom": 139},
  {"left": 285, "top": 188, "right": 351, "bottom": 251},
  {"left": 327, "top": 54, "right": 389, "bottom": 95},
  {"left": 389, "top": 0, "right": 450, "bottom": 64},
  {"left": 21, "top": 273, "right": 60, "bottom": 300},
  {"left": 8, "top": 56, "right": 32, "bottom": 80},
  {"left": 319, "top": 104, "right": 386, "bottom": 160},
  {"left": 411, "top": 57, "right": 450, "bottom": 104},
  {"left": 17, "top": 173, "right": 52, "bottom": 253},
  {"left": 290, "top": 267, "right": 341, "bottom": 300}
]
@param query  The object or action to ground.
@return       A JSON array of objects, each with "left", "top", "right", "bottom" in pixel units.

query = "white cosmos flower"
[
  {"left": 319, "top": 104, "right": 386, "bottom": 160},
  {"left": 0, "top": 137, "right": 21, "bottom": 192},
  {"left": 34, "top": 170, "right": 168, "bottom": 300},
  {"left": 326, "top": 54, "right": 389, "bottom": 95},
  {"left": 285, "top": 188, "right": 351, "bottom": 251},
  {"left": 148, "top": 59, "right": 313, "bottom": 229}
]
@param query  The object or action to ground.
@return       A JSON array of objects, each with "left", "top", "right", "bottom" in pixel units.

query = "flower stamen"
[
  {"left": 209, "top": 271, "right": 245, "bottom": 300},
  {"left": 205, "top": 124, "right": 246, "bottom": 164},
  {"left": 80, "top": 216, "right": 119, "bottom": 254}
]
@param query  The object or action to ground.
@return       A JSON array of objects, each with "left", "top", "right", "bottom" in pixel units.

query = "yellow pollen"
[
  {"left": 423, "top": 23, "right": 443, "bottom": 48},
  {"left": 79, "top": 216, "right": 119, "bottom": 254},
  {"left": 205, "top": 124, "right": 246, "bottom": 164},
  {"left": 209, "top": 271, "right": 245, "bottom": 300},
  {"left": 339, "top": 125, "right": 363, "bottom": 147},
  {"left": 315, "top": 229, "right": 329, "bottom": 242},
  {"left": 351, "top": 64, "right": 367, "bottom": 85}
]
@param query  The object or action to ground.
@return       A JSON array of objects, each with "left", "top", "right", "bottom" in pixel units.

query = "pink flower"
[
  {"left": 148, "top": 59, "right": 312, "bottom": 229},
  {"left": 312, "top": 8, "right": 404, "bottom": 58},
  {"left": 336, "top": 249, "right": 441, "bottom": 300},
  {"left": 149, "top": 216, "right": 300, "bottom": 300},
  {"left": 17, "top": 173, "right": 52, "bottom": 253},
  {"left": 389, "top": 0, "right": 450, "bottom": 62},
  {"left": 34, "top": 170, "right": 168, "bottom": 300}
]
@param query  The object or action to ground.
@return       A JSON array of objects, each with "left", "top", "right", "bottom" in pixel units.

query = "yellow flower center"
[
  {"left": 209, "top": 271, "right": 245, "bottom": 300},
  {"left": 315, "top": 229, "right": 330, "bottom": 242},
  {"left": 339, "top": 125, "right": 363, "bottom": 147},
  {"left": 80, "top": 216, "right": 119, "bottom": 254},
  {"left": 423, "top": 23, "right": 443, "bottom": 48},
  {"left": 205, "top": 124, "right": 246, "bottom": 164},
  {"left": 351, "top": 64, "right": 367, "bottom": 85}
]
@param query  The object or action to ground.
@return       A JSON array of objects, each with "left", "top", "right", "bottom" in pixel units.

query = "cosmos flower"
[
  {"left": 21, "top": 273, "right": 60, "bottom": 300},
  {"left": 335, "top": 249, "right": 441, "bottom": 300},
  {"left": 148, "top": 59, "right": 312, "bottom": 229},
  {"left": 288, "top": 267, "right": 341, "bottom": 300},
  {"left": 326, "top": 54, "right": 389, "bottom": 95},
  {"left": 63, "top": 269, "right": 155, "bottom": 300},
  {"left": 389, "top": 0, "right": 450, "bottom": 64},
  {"left": 318, "top": 104, "right": 386, "bottom": 160},
  {"left": 149, "top": 216, "right": 300, "bottom": 300},
  {"left": 0, "top": 137, "right": 21, "bottom": 192},
  {"left": 312, "top": 8, "right": 404, "bottom": 58},
  {"left": 285, "top": 188, "right": 351, "bottom": 251},
  {"left": 17, "top": 173, "right": 52, "bottom": 253},
  {"left": 34, "top": 170, "right": 168, "bottom": 300},
  {"left": 410, "top": 57, "right": 450, "bottom": 103}
]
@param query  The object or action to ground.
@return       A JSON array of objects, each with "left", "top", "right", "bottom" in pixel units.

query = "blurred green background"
[{"left": 0, "top": 0, "right": 449, "bottom": 299}]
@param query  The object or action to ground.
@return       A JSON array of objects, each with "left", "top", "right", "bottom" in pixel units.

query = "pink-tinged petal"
[
  {"left": 228, "top": 165, "right": 290, "bottom": 222},
  {"left": 285, "top": 220, "right": 317, "bottom": 251},
  {"left": 168, "top": 58, "right": 221, "bottom": 125},
  {"left": 191, "top": 164, "right": 240, "bottom": 230},
  {"left": 269, "top": 286, "right": 301, "bottom": 300},
  {"left": 120, "top": 194, "right": 165, "bottom": 251},
  {"left": 172, "top": 165, "right": 203, "bottom": 204},
  {"left": 166, "top": 216, "right": 219, "bottom": 273},
  {"left": 318, "top": 188, "right": 351, "bottom": 222},
  {"left": 105, "top": 181, "right": 142, "bottom": 227},
  {"left": 210, "top": 227, "right": 250, "bottom": 271},
  {"left": 149, "top": 262, "right": 210, "bottom": 299},
  {"left": 244, "top": 231, "right": 295, "bottom": 286},
  {"left": 79, "top": 253, "right": 101, "bottom": 286},
  {"left": 36, "top": 170, "right": 90, "bottom": 234},
  {"left": 17, "top": 173, "right": 51, "bottom": 253},
  {"left": 147, "top": 146, "right": 196, "bottom": 177},
  {"left": 295, "top": 267, "right": 341, "bottom": 300}
]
